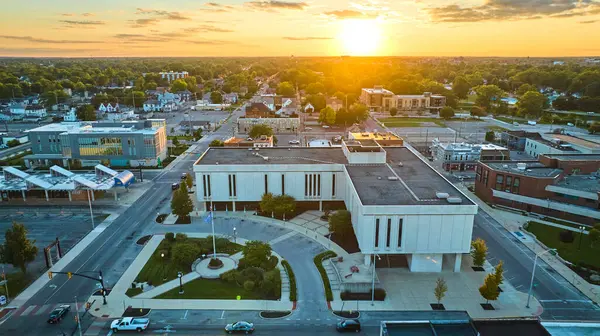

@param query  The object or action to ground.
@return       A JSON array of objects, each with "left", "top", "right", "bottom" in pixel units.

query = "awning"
[{"left": 114, "top": 171, "right": 135, "bottom": 187}]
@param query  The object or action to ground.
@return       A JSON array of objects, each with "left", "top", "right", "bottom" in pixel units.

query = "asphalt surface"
[{"left": 0, "top": 142, "right": 31, "bottom": 159}]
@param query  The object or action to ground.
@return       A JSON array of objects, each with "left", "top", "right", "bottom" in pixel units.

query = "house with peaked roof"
[
  {"left": 223, "top": 93, "right": 238, "bottom": 104},
  {"left": 245, "top": 102, "right": 273, "bottom": 118},
  {"left": 143, "top": 100, "right": 161, "bottom": 112},
  {"left": 304, "top": 103, "right": 315, "bottom": 114},
  {"left": 98, "top": 103, "right": 120, "bottom": 113}
]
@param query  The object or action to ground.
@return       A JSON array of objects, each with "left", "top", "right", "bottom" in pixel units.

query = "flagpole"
[{"left": 211, "top": 205, "right": 217, "bottom": 260}]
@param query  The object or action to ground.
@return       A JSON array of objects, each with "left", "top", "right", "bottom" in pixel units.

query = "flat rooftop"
[
  {"left": 554, "top": 175, "right": 600, "bottom": 193},
  {"left": 363, "top": 87, "right": 394, "bottom": 95},
  {"left": 542, "top": 153, "right": 600, "bottom": 161},
  {"left": 484, "top": 162, "right": 562, "bottom": 178},
  {"left": 196, "top": 147, "right": 349, "bottom": 165},
  {"left": 349, "top": 132, "right": 402, "bottom": 141},
  {"left": 550, "top": 134, "right": 600, "bottom": 149}
]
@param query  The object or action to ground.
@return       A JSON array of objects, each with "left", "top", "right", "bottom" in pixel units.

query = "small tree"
[
  {"left": 328, "top": 210, "right": 353, "bottom": 243},
  {"left": 241, "top": 240, "right": 273, "bottom": 269},
  {"left": 249, "top": 124, "right": 274, "bottom": 139},
  {"left": 259, "top": 193, "right": 275, "bottom": 215},
  {"left": 172, "top": 137, "right": 180, "bottom": 147},
  {"left": 434, "top": 277, "right": 448, "bottom": 304},
  {"left": 6, "top": 139, "right": 21, "bottom": 148},
  {"left": 589, "top": 122, "right": 600, "bottom": 135},
  {"left": 171, "top": 183, "right": 193, "bottom": 219},
  {"left": 589, "top": 225, "right": 600, "bottom": 247},
  {"left": 185, "top": 173, "right": 193, "bottom": 189},
  {"left": 389, "top": 107, "right": 398, "bottom": 116},
  {"left": 193, "top": 128, "right": 203, "bottom": 141},
  {"left": 471, "top": 238, "right": 487, "bottom": 267},
  {"left": 171, "top": 242, "right": 201, "bottom": 267},
  {"left": 493, "top": 261, "right": 504, "bottom": 289},
  {"left": 479, "top": 273, "right": 500, "bottom": 304},
  {"left": 439, "top": 106, "right": 455, "bottom": 120},
  {"left": 0, "top": 222, "right": 38, "bottom": 274},
  {"left": 471, "top": 106, "right": 486, "bottom": 117},
  {"left": 209, "top": 139, "right": 224, "bottom": 147},
  {"left": 485, "top": 131, "right": 495, "bottom": 142}
]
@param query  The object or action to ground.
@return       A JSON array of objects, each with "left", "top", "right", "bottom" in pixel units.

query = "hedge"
[
  {"left": 340, "top": 289, "right": 386, "bottom": 301},
  {"left": 313, "top": 250, "right": 338, "bottom": 301},
  {"left": 281, "top": 260, "right": 297, "bottom": 302}
]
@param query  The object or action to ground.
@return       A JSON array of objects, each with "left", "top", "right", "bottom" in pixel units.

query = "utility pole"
[
  {"left": 87, "top": 189, "right": 95, "bottom": 229},
  {"left": 75, "top": 296, "right": 82, "bottom": 336},
  {"left": 1, "top": 265, "right": 9, "bottom": 302}
]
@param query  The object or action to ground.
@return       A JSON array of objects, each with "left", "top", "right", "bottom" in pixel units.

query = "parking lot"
[{"left": 0, "top": 210, "right": 107, "bottom": 273}]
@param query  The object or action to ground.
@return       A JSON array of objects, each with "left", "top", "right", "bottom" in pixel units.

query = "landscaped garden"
[{"left": 132, "top": 233, "right": 242, "bottom": 289}]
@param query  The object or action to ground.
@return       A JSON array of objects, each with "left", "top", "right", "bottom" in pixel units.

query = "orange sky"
[{"left": 1, "top": 0, "right": 600, "bottom": 57}]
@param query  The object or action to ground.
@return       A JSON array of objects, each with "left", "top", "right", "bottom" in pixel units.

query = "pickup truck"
[{"left": 111, "top": 317, "right": 150, "bottom": 332}]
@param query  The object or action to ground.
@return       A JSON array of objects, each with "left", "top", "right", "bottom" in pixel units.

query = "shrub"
[
  {"left": 220, "top": 269, "right": 238, "bottom": 283},
  {"left": 243, "top": 280, "right": 255, "bottom": 291},
  {"left": 340, "top": 289, "right": 386, "bottom": 301},
  {"left": 260, "top": 256, "right": 279, "bottom": 271},
  {"left": 261, "top": 269, "right": 281, "bottom": 299},
  {"left": 559, "top": 230, "right": 575, "bottom": 243},
  {"left": 175, "top": 233, "right": 188, "bottom": 242},
  {"left": 171, "top": 242, "right": 200, "bottom": 268},
  {"left": 241, "top": 267, "right": 265, "bottom": 283},
  {"left": 281, "top": 260, "right": 297, "bottom": 301},
  {"left": 314, "top": 250, "right": 338, "bottom": 301},
  {"left": 165, "top": 232, "right": 175, "bottom": 242},
  {"left": 208, "top": 258, "right": 223, "bottom": 267}
]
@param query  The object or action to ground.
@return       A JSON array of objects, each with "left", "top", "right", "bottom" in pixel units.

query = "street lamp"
[
  {"left": 233, "top": 227, "right": 237, "bottom": 244},
  {"left": 178, "top": 272, "right": 184, "bottom": 294},
  {"left": 578, "top": 226, "right": 586, "bottom": 250},
  {"left": 526, "top": 248, "right": 557, "bottom": 308},
  {"left": 161, "top": 253, "right": 167, "bottom": 281},
  {"left": 371, "top": 254, "right": 381, "bottom": 306},
  {"left": 87, "top": 189, "right": 95, "bottom": 230}
]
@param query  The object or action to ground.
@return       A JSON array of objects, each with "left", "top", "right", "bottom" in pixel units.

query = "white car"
[
  {"left": 288, "top": 140, "right": 300, "bottom": 145},
  {"left": 305, "top": 127, "right": 313, "bottom": 131},
  {"left": 111, "top": 317, "right": 150, "bottom": 332},
  {"left": 322, "top": 125, "right": 330, "bottom": 129}
]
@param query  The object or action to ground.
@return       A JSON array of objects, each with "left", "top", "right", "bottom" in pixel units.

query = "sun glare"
[{"left": 338, "top": 19, "right": 382, "bottom": 56}]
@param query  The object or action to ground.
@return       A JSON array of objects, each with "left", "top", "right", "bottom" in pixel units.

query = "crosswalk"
[{"left": 10, "top": 302, "right": 87, "bottom": 318}]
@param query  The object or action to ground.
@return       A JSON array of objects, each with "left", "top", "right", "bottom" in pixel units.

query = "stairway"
[
  {"left": 279, "top": 266, "right": 290, "bottom": 300},
  {"left": 323, "top": 259, "right": 341, "bottom": 291}
]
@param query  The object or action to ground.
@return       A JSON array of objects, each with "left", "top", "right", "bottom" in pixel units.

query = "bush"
[
  {"left": 175, "top": 233, "right": 188, "bottom": 242},
  {"left": 171, "top": 242, "right": 200, "bottom": 268},
  {"left": 208, "top": 258, "right": 223, "bottom": 267},
  {"left": 559, "top": 229, "right": 575, "bottom": 243},
  {"left": 165, "top": 232, "right": 175, "bottom": 242},
  {"left": 313, "top": 250, "right": 337, "bottom": 301},
  {"left": 261, "top": 269, "right": 281, "bottom": 299},
  {"left": 241, "top": 267, "right": 265, "bottom": 283},
  {"left": 340, "top": 289, "right": 386, "bottom": 301},
  {"left": 243, "top": 280, "right": 255, "bottom": 291},
  {"left": 260, "top": 256, "right": 279, "bottom": 271},
  {"left": 281, "top": 260, "right": 297, "bottom": 301},
  {"left": 220, "top": 269, "right": 238, "bottom": 283}
]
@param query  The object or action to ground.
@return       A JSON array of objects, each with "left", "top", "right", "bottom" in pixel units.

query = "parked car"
[
  {"left": 171, "top": 183, "right": 180, "bottom": 190},
  {"left": 225, "top": 321, "right": 255, "bottom": 334},
  {"left": 305, "top": 127, "right": 313, "bottom": 131},
  {"left": 322, "top": 125, "right": 330, "bottom": 129},
  {"left": 111, "top": 317, "right": 150, "bottom": 333},
  {"left": 288, "top": 140, "right": 300, "bottom": 145},
  {"left": 336, "top": 319, "right": 361, "bottom": 332},
  {"left": 47, "top": 304, "right": 70, "bottom": 324},
  {"left": 180, "top": 173, "right": 187, "bottom": 180}
]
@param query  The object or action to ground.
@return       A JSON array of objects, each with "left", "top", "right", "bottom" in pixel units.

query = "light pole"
[
  {"left": 526, "top": 248, "right": 557, "bottom": 308},
  {"left": 87, "top": 189, "right": 95, "bottom": 229},
  {"left": 371, "top": 254, "right": 381, "bottom": 306},
  {"left": 161, "top": 253, "right": 167, "bottom": 281},
  {"left": 233, "top": 227, "right": 237, "bottom": 244},
  {"left": 178, "top": 271, "right": 184, "bottom": 294},
  {"left": 99, "top": 270, "right": 107, "bottom": 305},
  {"left": 578, "top": 226, "right": 586, "bottom": 250}
]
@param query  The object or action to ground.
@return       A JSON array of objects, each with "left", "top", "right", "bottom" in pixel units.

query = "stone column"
[
  {"left": 319, "top": 200, "right": 323, "bottom": 211},
  {"left": 364, "top": 254, "right": 372, "bottom": 267},
  {"left": 454, "top": 253, "right": 462, "bottom": 272},
  {"left": 68, "top": 191, "right": 72, "bottom": 201},
  {"left": 232, "top": 201, "right": 236, "bottom": 212},
  {"left": 44, "top": 190, "right": 49, "bottom": 201}
]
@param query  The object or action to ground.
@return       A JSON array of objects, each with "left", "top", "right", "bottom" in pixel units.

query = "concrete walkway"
[{"left": 456, "top": 184, "right": 600, "bottom": 304}]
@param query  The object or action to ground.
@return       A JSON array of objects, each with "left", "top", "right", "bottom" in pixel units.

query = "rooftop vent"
[
  {"left": 517, "top": 162, "right": 527, "bottom": 170},
  {"left": 447, "top": 197, "right": 462, "bottom": 204},
  {"left": 377, "top": 176, "right": 382, "bottom": 180},
  {"left": 263, "top": 157, "right": 269, "bottom": 161},
  {"left": 436, "top": 192, "right": 450, "bottom": 199},
  {"left": 387, "top": 176, "right": 399, "bottom": 181},
  {"left": 398, "top": 162, "right": 404, "bottom": 167}
]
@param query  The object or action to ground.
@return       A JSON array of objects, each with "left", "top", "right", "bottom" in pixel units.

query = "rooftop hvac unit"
[
  {"left": 398, "top": 162, "right": 404, "bottom": 167},
  {"left": 263, "top": 157, "right": 269, "bottom": 161},
  {"left": 447, "top": 197, "right": 462, "bottom": 204},
  {"left": 387, "top": 176, "right": 399, "bottom": 181},
  {"left": 517, "top": 162, "right": 527, "bottom": 170},
  {"left": 436, "top": 192, "right": 450, "bottom": 199}
]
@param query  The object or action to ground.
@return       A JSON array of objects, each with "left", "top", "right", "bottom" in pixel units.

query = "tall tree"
[
  {"left": 210, "top": 91, "right": 223, "bottom": 104},
  {"left": 76, "top": 104, "right": 97, "bottom": 121},
  {"left": 516, "top": 83, "right": 537, "bottom": 96},
  {"left": 389, "top": 107, "right": 398, "bottom": 116},
  {"left": 249, "top": 124, "right": 274, "bottom": 138},
  {"left": 479, "top": 273, "right": 501, "bottom": 304},
  {"left": 171, "top": 183, "right": 193, "bottom": 219},
  {"left": 452, "top": 76, "right": 471, "bottom": 99},
  {"left": 185, "top": 173, "right": 193, "bottom": 189},
  {"left": 328, "top": 210, "right": 353, "bottom": 243},
  {"left": 170, "top": 79, "right": 188, "bottom": 92},
  {"left": 439, "top": 106, "right": 455, "bottom": 120},
  {"left": 0, "top": 222, "right": 38, "bottom": 274},
  {"left": 276, "top": 81, "right": 295, "bottom": 96},
  {"left": 471, "top": 238, "right": 487, "bottom": 267},
  {"left": 492, "top": 261, "right": 504, "bottom": 288},
  {"left": 517, "top": 91, "right": 547, "bottom": 118},
  {"left": 319, "top": 106, "right": 336, "bottom": 125},
  {"left": 473, "top": 85, "right": 505, "bottom": 111},
  {"left": 241, "top": 240, "right": 273, "bottom": 268}
]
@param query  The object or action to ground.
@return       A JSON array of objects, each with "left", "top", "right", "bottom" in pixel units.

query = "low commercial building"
[
  {"left": 1, "top": 132, "right": 29, "bottom": 146},
  {"left": 194, "top": 137, "right": 477, "bottom": 273},
  {"left": 525, "top": 133, "right": 600, "bottom": 158},
  {"left": 237, "top": 117, "right": 300, "bottom": 134},
  {"left": 158, "top": 71, "right": 188, "bottom": 82},
  {"left": 432, "top": 140, "right": 509, "bottom": 172},
  {"left": 360, "top": 86, "right": 446, "bottom": 114},
  {"left": 475, "top": 154, "right": 600, "bottom": 224},
  {"left": 224, "top": 135, "right": 273, "bottom": 148},
  {"left": 500, "top": 130, "right": 541, "bottom": 151},
  {"left": 24, "top": 120, "right": 167, "bottom": 168}
]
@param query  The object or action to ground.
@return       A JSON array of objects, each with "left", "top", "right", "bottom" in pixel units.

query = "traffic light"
[
  {"left": 74, "top": 315, "right": 78, "bottom": 323},
  {"left": 85, "top": 302, "right": 91, "bottom": 310},
  {"left": 47, "top": 271, "right": 53, "bottom": 280},
  {"left": 67, "top": 272, "right": 72, "bottom": 279}
]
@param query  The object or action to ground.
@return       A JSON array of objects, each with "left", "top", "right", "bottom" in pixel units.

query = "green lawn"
[
  {"left": 379, "top": 117, "right": 446, "bottom": 128},
  {"left": 0, "top": 271, "right": 36, "bottom": 300},
  {"left": 487, "top": 126, "right": 509, "bottom": 132},
  {"left": 135, "top": 238, "right": 242, "bottom": 286},
  {"left": 125, "top": 287, "right": 143, "bottom": 297},
  {"left": 525, "top": 221, "right": 600, "bottom": 268},
  {"left": 155, "top": 278, "right": 266, "bottom": 300},
  {"left": 495, "top": 116, "right": 526, "bottom": 124}
]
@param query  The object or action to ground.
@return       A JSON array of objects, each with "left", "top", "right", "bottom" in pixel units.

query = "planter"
[
  {"left": 208, "top": 258, "right": 224, "bottom": 269},
  {"left": 259, "top": 311, "right": 291, "bottom": 319},
  {"left": 480, "top": 303, "right": 495, "bottom": 311},
  {"left": 472, "top": 266, "right": 485, "bottom": 272},
  {"left": 430, "top": 304, "right": 445, "bottom": 311},
  {"left": 332, "top": 311, "right": 360, "bottom": 318}
]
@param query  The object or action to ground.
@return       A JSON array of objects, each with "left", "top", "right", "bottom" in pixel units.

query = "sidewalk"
[
  {"left": 8, "top": 213, "right": 120, "bottom": 308},
  {"left": 457, "top": 184, "right": 600, "bottom": 304}
]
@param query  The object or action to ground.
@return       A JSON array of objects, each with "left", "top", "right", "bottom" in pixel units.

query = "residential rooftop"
[{"left": 484, "top": 161, "right": 563, "bottom": 178}]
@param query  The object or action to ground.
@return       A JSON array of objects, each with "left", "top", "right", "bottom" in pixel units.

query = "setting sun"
[{"left": 338, "top": 19, "right": 382, "bottom": 56}]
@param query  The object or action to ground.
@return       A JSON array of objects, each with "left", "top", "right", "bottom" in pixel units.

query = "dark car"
[
  {"left": 224, "top": 321, "right": 255, "bottom": 334},
  {"left": 171, "top": 183, "right": 180, "bottom": 190},
  {"left": 181, "top": 173, "right": 188, "bottom": 180},
  {"left": 47, "top": 304, "right": 70, "bottom": 324},
  {"left": 336, "top": 319, "right": 361, "bottom": 332}
]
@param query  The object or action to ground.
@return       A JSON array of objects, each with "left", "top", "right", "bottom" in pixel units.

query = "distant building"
[
  {"left": 360, "top": 86, "right": 446, "bottom": 114},
  {"left": 432, "top": 139, "right": 509, "bottom": 172},
  {"left": 158, "top": 71, "right": 188, "bottom": 82},
  {"left": 24, "top": 119, "right": 167, "bottom": 168},
  {"left": 143, "top": 100, "right": 161, "bottom": 112},
  {"left": 98, "top": 103, "right": 120, "bottom": 113},
  {"left": 0, "top": 132, "right": 28, "bottom": 146},
  {"left": 326, "top": 97, "right": 344, "bottom": 111},
  {"left": 223, "top": 93, "right": 238, "bottom": 104},
  {"left": 63, "top": 108, "right": 78, "bottom": 122},
  {"left": 224, "top": 135, "right": 273, "bottom": 148},
  {"left": 237, "top": 117, "right": 299, "bottom": 134},
  {"left": 176, "top": 90, "right": 193, "bottom": 102}
]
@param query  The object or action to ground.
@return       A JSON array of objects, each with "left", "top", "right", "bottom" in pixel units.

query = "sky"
[{"left": 1, "top": 0, "right": 600, "bottom": 57}]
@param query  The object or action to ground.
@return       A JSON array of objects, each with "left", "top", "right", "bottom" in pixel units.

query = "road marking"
[
  {"left": 34, "top": 304, "right": 53, "bottom": 316},
  {"left": 21, "top": 305, "right": 37, "bottom": 316},
  {"left": 182, "top": 310, "right": 188, "bottom": 320},
  {"left": 540, "top": 299, "right": 593, "bottom": 303},
  {"left": 220, "top": 310, "right": 225, "bottom": 319}
]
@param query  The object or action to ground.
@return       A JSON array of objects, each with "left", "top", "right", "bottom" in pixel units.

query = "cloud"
[
  {"left": 113, "top": 34, "right": 170, "bottom": 43},
  {"left": 323, "top": 9, "right": 374, "bottom": 19},
  {"left": 0, "top": 47, "right": 104, "bottom": 55},
  {"left": 135, "top": 8, "right": 191, "bottom": 21},
  {"left": 60, "top": 20, "right": 105, "bottom": 26},
  {"left": 0, "top": 35, "right": 99, "bottom": 44},
  {"left": 61, "top": 13, "right": 74, "bottom": 17},
  {"left": 195, "top": 25, "right": 235, "bottom": 33},
  {"left": 129, "top": 18, "right": 160, "bottom": 28},
  {"left": 246, "top": 1, "right": 308, "bottom": 11},
  {"left": 202, "top": 2, "right": 235, "bottom": 12},
  {"left": 427, "top": 0, "right": 600, "bottom": 23},
  {"left": 283, "top": 36, "right": 332, "bottom": 40},
  {"left": 81, "top": 13, "right": 95, "bottom": 17},
  {"left": 580, "top": 19, "right": 598, "bottom": 23}
]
